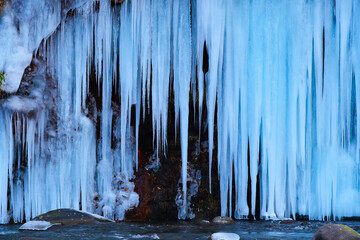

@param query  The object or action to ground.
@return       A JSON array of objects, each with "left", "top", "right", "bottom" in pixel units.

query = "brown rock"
[
  {"left": 301, "top": 221, "right": 310, "bottom": 226},
  {"left": 280, "top": 220, "right": 297, "bottom": 225},
  {"left": 313, "top": 224, "right": 360, "bottom": 240},
  {"left": 125, "top": 169, "right": 152, "bottom": 221}
]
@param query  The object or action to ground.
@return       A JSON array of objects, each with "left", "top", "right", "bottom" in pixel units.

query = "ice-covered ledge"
[
  {"left": 0, "top": 0, "right": 60, "bottom": 93},
  {"left": 0, "top": 0, "right": 98, "bottom": 93}
]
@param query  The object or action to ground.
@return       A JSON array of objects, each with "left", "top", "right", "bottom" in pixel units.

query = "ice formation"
[
  {"left": 0, "top": 0, "right": 89, "bottom": 93},
  {"left": 19, "top": 220, "right": 59, "bottom": 231},
  {"left": 1, "top": 0, "right": 360, "bottom": 223},
  {"left": 210, "top": 232, "right": 240, "bottom": 240}
]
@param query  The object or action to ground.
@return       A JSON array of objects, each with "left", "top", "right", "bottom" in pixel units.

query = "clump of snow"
[
  {"left": 131, "top": 234, "right": 160, "bottom": 239},
  {"left": 3, "top": 96, "right": 40, "bottom": 114},
  {"left": 81, "top": 211, "right": 115, "bottom": 222},
  {"left": 211, "top": 232, "right": 240, "bottom": 240},
  {"left": 19, "top": 220, "right": 60, "bottom": 231}
]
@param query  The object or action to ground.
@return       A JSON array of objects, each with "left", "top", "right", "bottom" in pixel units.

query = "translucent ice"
[{"left": 2, "top": 0, "right": 360, "bottom": 223}]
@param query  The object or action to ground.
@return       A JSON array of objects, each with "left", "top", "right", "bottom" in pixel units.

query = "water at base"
[{"left": 1, "top": 220, "right": 359, "bottom": 240}]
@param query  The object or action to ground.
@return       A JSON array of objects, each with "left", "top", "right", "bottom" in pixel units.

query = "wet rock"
[
  {"left": 193, "top": 218, "right": 211, "bottom": 225},
  {"left": 208, "top": 232, "right": 240, "bottom": 240},
  {"left": 212, "top": 216, "right": 235, "bottom": 225},
  {"left": 280, "top": 219, "right": 297, "bottom": 225},
  {"left": 313, "top": 224, "right": 360, "bottom": 240},
  {"left": 264, "top": 224, "right": 274, "bottom": 228},
  {"left": 19, "top": 208, "right": 113, "bottom": 231},
  {"left": 187, "top": 138, "right": 221, "bottom": 220},
  {"left": 125, "top": 75, "right": 221, "bottom": 221},
  {"left": 301, "top": 221, "right": 310, "bottom": 226},
  {"left": 125, "top": 169, "right": 152, "bottom": 221},
  {"left": 125, "top": 101, "right": 181, "bottom": 221}
]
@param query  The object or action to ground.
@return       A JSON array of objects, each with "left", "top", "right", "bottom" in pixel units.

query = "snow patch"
[
  {"left": 131, "top": 234, "right": 160, "bottom": 239},
  {"left": 211, "top": 232, "right": 240, "bottom": 240},
  {"left": 19, "top": 221, "right": 60, "bottom": 231}
]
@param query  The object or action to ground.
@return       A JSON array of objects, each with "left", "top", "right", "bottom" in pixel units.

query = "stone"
[
  {"left": 19, "top": 208, "right": 113, "bottom": 231},
  {"left": 280, "top": 219, "right": 297, "bottom": 224},
  {"left": 212, "top": 216, "right": 235, "bottom": 225},
  {"left": 313, "top": 224, "right": 360, "bottom": 240},
  {"left": 208, "top": 232, "right": 240, "bottom": 240},
  {"left": 301, "top": 221, "right": 310, "bottom": 226}
]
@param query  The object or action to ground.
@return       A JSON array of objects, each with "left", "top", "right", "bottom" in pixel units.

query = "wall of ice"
[{"left": 1, "top": 0, "right": 360, "bottom": 223}]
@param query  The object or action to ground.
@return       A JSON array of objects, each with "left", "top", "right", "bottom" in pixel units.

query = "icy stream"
[{"left": 1, "top": 0, "right": 360, "bottom": 223}]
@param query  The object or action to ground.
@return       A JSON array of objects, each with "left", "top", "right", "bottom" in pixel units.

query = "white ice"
[
  {"left": 211, "top": 232, "right": 240, "bottom": 240},
  {"left": 19, "top": 220, "right": 59, "bottom": 231}
]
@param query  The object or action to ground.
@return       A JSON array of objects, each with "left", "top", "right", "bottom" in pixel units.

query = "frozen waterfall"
[{"left": 1, "top": 0, "right": 360, "bottom": 223}]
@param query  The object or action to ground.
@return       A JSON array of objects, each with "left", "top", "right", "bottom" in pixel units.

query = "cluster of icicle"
[{"left": 1, "top": 0, "right": 360, "bottom": 223}]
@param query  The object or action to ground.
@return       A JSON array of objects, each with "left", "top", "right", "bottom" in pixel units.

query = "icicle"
[
  {"left": 173, "top": 0, "right": 192, "bottom": 219},
  {"left": 196, "top": 0, "right": 225, "bottom": 195}
]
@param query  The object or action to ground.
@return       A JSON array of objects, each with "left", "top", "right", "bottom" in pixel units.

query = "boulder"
[
  {"left": 212, "top": 216, "right": 235, "bottom": 225},
  {"left": 280, "top": 219, "right": 297, "bottom": 225},
  {"left": 313, "top": 224, "right": 360, "bottom": 240},
  {"left": 208, "top": 232, "right": 240, "bottom": 240},
  {"left": 19, "top": 208, "right": 113, "bottom": 231}
]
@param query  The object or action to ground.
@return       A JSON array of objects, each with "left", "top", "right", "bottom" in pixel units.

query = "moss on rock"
[{"left": 313, "top": 224, "right": 360, "bottom": 240}]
